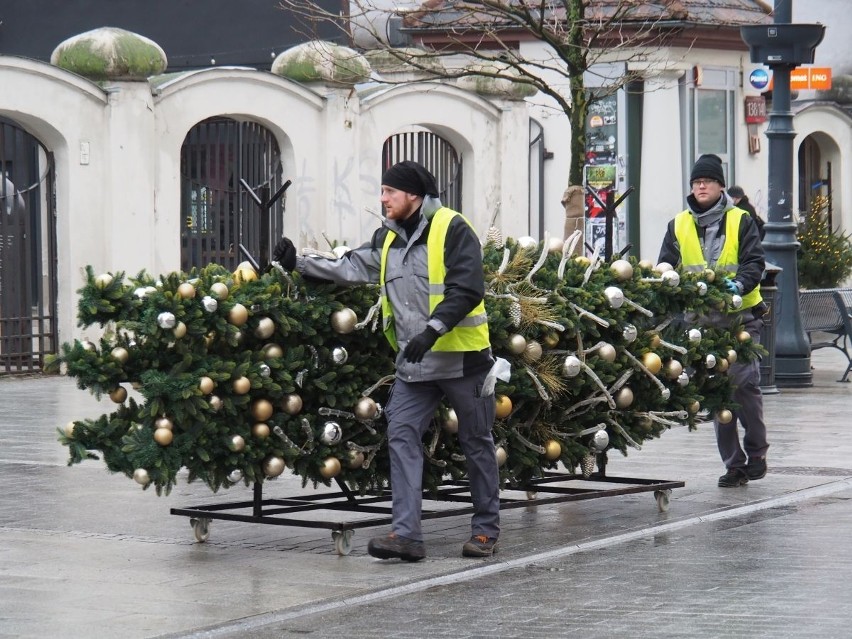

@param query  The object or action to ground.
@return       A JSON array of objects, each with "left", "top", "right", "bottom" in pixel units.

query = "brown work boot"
[
  {"left": 462, "top": 534, "right": 499, "bottom": 557},
  {"left": 367, "top": 533, "right": 426, "bottom": 562}
]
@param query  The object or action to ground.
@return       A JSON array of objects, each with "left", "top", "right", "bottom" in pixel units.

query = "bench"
[{"left": 799, "top": 287, "right": 852, "bottom": 382}]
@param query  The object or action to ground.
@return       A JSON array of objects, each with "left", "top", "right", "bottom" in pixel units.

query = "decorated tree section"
[{"left": 47, "top": 231, "right": 761, "bottom": 496}]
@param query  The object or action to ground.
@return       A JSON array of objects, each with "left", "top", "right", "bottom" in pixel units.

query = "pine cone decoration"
[
  {"left": 580, "top": 453, "right": 596, "bottom": 478},
  {"left": 509, "top": 302, "right": 522, "bottom": 327},
  {"left": 485, "top": 226, "right": 503, "bottom": 247}
]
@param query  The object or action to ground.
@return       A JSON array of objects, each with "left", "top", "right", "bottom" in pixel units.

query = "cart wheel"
[
  {"left": 654, "top": 489, "right": 672, "bottom": 513},
  {"left": 526, "top": 491, "right": 538, "bottom": 500},
  {"left": 332, "top": 529, "right": 353, "bottom": 556},
  {"left": 190, "top": 517, "right": 211, "bottom": 542}
]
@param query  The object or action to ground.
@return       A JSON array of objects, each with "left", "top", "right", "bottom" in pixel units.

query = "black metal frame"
[{"left": 171, "top": 471, "right": 684, "bottom": 534}]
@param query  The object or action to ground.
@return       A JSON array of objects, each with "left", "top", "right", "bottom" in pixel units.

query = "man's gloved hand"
[
  {"left": 724, "top": 279, "right": 741, "bottom": 294},
  {"left": 402, "top": 327, "right": 440, "bottom": 363},
  {"left": 272, "top": 237, "right": 297, "bottom": 271}
]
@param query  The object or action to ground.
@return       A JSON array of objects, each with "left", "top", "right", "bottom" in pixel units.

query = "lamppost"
[{"left": 741, "top": 0, "right": 825, "bottom": 387}]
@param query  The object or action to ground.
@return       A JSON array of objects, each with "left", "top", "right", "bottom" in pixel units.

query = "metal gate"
[
  {"left": 382, "top": 129, "right": 462, "bottom": 211},
  {"left": 180, "top": 118, "right": 285, "bottom": 271},
  {"left": 0, "top": 118, "right": 57, "bottom": 376}
]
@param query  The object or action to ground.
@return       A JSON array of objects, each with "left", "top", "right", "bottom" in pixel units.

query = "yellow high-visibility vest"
[{"left": 380, "top": 207, "right": 490, "bottom": 351}]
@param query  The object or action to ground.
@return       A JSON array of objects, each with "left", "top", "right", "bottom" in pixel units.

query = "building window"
[{"left": 683, "top": 67, "right": 737, "bottom": 190}]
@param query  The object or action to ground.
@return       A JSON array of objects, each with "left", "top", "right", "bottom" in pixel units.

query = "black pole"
[{"left": 763, "top": 0, "right": 813, "bottom": 387}]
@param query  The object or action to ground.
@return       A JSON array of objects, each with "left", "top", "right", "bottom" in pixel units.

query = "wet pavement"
[{"left": 1, "top": 348, "right": 851, "bottom": 639}]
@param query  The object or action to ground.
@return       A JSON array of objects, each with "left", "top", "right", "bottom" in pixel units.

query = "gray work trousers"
[
  {"left": 713, "top": 313, "right": 770, "bottom": 470},
  {"left": 384, "top": 370, "right": 500, "bottom": 542}
]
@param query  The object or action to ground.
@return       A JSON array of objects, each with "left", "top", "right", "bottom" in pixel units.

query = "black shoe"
[
  {"left": 462, "top": 534, "right": 499, "bottom": 557},
  {"left": 367, "top": 533, "right": 426, "bottom": 562},
  {"left": 718, "top": 468, "right": 749, "bottom": 487},
  {"left": 746, "top": 457, "right": 767, "bottom": 480}
]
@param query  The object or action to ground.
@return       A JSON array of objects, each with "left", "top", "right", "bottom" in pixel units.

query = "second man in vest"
[{"left": 272, "top": 160, "right": 500, "bottom": 560}]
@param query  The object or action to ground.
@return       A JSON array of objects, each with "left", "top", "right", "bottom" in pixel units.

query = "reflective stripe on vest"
[
  {"left": 379, "top": 207, "right": 490, "bottom": 352},
  {"left": 673, "top": 208, "right": 762, "bottom": 310}
]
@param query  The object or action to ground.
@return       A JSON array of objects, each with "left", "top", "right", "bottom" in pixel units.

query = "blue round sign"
[{"left": 749, "top": 68, "right": 769, "bottom": 90}]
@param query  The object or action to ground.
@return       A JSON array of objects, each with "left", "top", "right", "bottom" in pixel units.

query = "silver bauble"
[
  {"left": 661, "top": 270, "right": 681, "bottom": 287},
  {"left": 209, "top": 395, "right": 223, "bottom": 411},
  {"left": 706, "top": 353, "right": 717, "bottom": 369},
  {"left": 157, "top": 312, "right": 176, "bottom": 329},
  {"left": 592, "top": 429, "right": 610, "bottom": 451},
  {"left": 227, "top": 469, "right": 243, "bottom": 483},
  {"left": 604, "top": 286, "right": 624, "bottom": 309},
  {"left": 677, "top": 371, "right": 690, "bottom": 387},
  {"left": 516, "top": 236, "right": 538, "bottom": 250},
  {"left": 320, "top": 421, "right": 343, "bottom": 445},
  {"left": 622, "top": 324, "right": 638, "bottom": 343},
  {"left": 654, "top": 262, "right": 674, "bottom": 274},
  {"left": 687, "top": 328, "right": 702, "bottom": 343},
  {"left": 697, "top": 281, "right": 708, "bottom": 296},
  {"left": 563, "top": 355, "right": 582, "bottom": 377},
  {"left": 610, "top": 259, "right": 634, "bottom": 281},
  {"left": 259, "top": 363, "right": 271, "bottom": 378},
  {"left": 731, "top": 294, "right": 743, "bottom": 309},
  {"left": 332, "top": 346, "right": 349, "bottom": 364},
  {"left": 133, "top": 468, "right": 150, "bottom": 486},
  {"left": 254, "top": 317, "right": 275, "bottom": 339},
  {"left": 332, "top": 245, "right": 351, "bottom": 258},
  {"left": 547, "top": 236, "right": 565, "bottom": 254},
  {"left": 660, "top": 388, "right": 671, "bottom": 400},
  {"left": 134, "top": 287, "right": 149, "bottom": 299}
]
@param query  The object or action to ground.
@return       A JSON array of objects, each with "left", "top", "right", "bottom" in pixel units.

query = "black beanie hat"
[
  {"left": 381, "top": 160, "right": 439, "bottom": 197},
  {"left": 690, "top": 154, "right": 725, "bottom": 187}
]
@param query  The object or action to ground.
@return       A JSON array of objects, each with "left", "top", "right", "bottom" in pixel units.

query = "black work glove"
[
  {"left": 272, "top": 237, "right": 297, "bottom": 271},
  {"left": 402, "top": 326, "right": 440, "bottom": 363}
]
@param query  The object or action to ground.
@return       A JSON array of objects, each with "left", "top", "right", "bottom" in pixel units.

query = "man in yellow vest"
[
  {"left": 273, "top": 161, "right": 500, "bottom": 560},
  {"left": 659, "top": 154, "right": 769, "bottom": 488}
]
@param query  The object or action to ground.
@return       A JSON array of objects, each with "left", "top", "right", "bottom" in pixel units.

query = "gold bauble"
[
  {"left": 703, "top": 268, "right": 716, "bottom": 283},
  {"left": 155, "top": 416, "right": 174, "bottom": 431},
  {"left": 64, "top": 421, "right": 76, "bottom": 438},
  {"left": 508, "top": 334, "right": 527, "bottom": 355},
  {"left": 346, "top": 450, "right": 365, "bottom": 469},
  {"left": 282, "top": 393, "right": 303, "bottom": 415},
  {"left": 330, "top": 308, "right": 358, "bottom": 334},
  {"left": 543, "top": 332, "right": 560, "bottom": 348},
  {"left": 233, "top": 261, "right": 258, "bottom": 285},
  {"left": 232, "top": 376, "right": 251, "bottom": 395},
  {"left": 133, "top": 468, "right": 150, "bottom": 486},
  {"left": 642, "top": 352, "right": 662, "bottom": 375},
  {"left": 319, "top": 456, "right": 342, "bottom": 479},
  {"left": 110, "top": 346, "right": 129, "bottom": 364},
  {"left": 228, "top": 303, "right": 249, "bottom": 327},
  {"left": 228, "top": 435, "right": 246, "bottom": 452},
  {"left": 262, "top": 343, "right": 284, "bottom": 359},
  {"left": 717, "top": 409, "right": 734, "bottom": 424},
  {"left": 94, "top": 273, "right": 113, "bottom": 289},
  {"left": 205, "top": 332, "right": 216, "bottom": 347},
  {"left": 252, "top": 423, "right": 271, "bottom": 439},
  {"left": 716, "top": 357, "right": 730, "bottom": 373},
  {"left": 574, "top": 255, "right": 591, "bottom": 267},
  {"left": 443, "top": 408, "right": 459, "bottom": 433},
  {"left": 737, "top": 331, "right": 752, "bottom": 343},
  {"left": 544, "top": 439, "right": 562, "bottom": 461},
  {"left": 173, "top": 321, "right": 187, "bottom": 339},
  {"left": 649, "top": 333, "right": 662, "bottom": 349},
  {"left": 354, "top": 397, "right": 379, "bottom": 420},
  {"left": 727, "top": 349, "right": 738, "bottom": 364},
  {"left": 199, "top": 376, "right": 215, "bottom": 394},
  {"left": 262, "top": 455, "right": 286, "bottom": 478},
  {"left": 251, "top": 398, "right": 274, "bottom": 421},
  {"left": 495, "top": 395, "right": 513, "bottom": 419},
  {"left": 177, "top": 282, "right": 196, "bottom": 299},
  {"left": 687, "top": 400, "right": 701, "bottom": 414},
  {"left": 610, "top": 259, "right": 634, "bottom": 281},
  {"left": 637, "top": 259, "right": 654, "bottom": 270},
  {"left": 495, "top": 446, "right": 508, "bottom": 467},
  {"left": 614, "top": 387, "right": 634, "bottom": 409},
  {"left": 109, "top": 386, "right": 128, "bottom": 403},
  {"left": 153, "top": 428, "right": 174, "bottom": 446},
  {"left": 209, "top": 395, "right": 223, "bottom": 411},
  {"left": 254, "top": 317, "right": 275, "bottom": 339},
  {"left": 210, "top": 281, "right": 229, "bottom": 300},
  {"left": 598, "top": 343, "right": 617, "bottom": 363},
  {"left": 525, "top": 340, "right": 543, "bottom": 361},
  {"left": 664, "top": 359, "right": 684, "bottom": 380}
]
